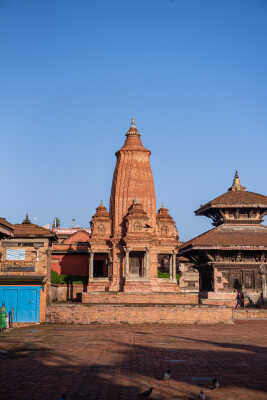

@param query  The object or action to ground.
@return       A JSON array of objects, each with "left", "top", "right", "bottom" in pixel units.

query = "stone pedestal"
[{"left": 179, "top": 262, "right": 199, "bottom": 293}]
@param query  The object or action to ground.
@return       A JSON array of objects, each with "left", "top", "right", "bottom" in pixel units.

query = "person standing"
[{"left": 235, "top": 290, "right": 242, "bottom": 309}]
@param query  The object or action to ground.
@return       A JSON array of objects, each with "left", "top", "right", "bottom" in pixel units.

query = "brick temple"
[{"left": 51, "top": 118, "right": 199, "bottom": 302}]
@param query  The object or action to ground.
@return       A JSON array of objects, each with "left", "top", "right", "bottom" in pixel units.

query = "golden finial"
[
  {"left": 229, "top": 170, "right": 246, "bottom": 191},
  {"left": 22, "top": 213, "right": 31, "bottom": 224},
  {"left": 232, "top": 170, "right": 240, "bottom": 188},
  {"left": 130, "top": 117, "right": 136, "bottom": 127}
]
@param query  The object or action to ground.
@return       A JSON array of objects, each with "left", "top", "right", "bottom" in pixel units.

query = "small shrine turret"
[
  {"left": 156, "top": 202, "right": 178, "bottom": 239},
  {"left": 90, "top": 201, "right": 111, "bottom": 238}
]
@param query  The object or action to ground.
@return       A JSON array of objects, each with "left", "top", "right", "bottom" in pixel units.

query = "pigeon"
[
  {"left": 138, "top": 387, "right": 153, "bottom": 397},
  {"left": 163, "top": 369, "right": 171, "bottom": 380},
  {"left": 199, "top": 390, "right": 206, "bottom": 400},
  {"left": 211, "top": 376, "right": 220, "bottom": 389}
]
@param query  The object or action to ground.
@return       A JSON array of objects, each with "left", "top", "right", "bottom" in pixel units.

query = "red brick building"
[{"left": 0, "top": 215, "right": 57, "bottom": 322}]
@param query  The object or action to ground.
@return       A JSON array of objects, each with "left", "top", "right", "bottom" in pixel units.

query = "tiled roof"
[
  {"left": 13, "top": 223, "right": 56, "bottom": 239},
  {"left": 180, "top": 224, "right": 267, "bottom": 251},
  {"left": 196, "top": 190, "right": 267, "bottom": 213},
  {"left": 0, "top": 218, "right": 14, "bottom": 230},
  {"left": 52, "top": 227, "right": 91, "bottom": 235}
]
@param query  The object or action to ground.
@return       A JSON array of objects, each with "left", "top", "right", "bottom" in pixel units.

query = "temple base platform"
[
  {"left": 200, "top": 291, "right": 235, "bottom": 307},
  {"left": 82, "top": 291, "right": 198, "bottom": 305}
]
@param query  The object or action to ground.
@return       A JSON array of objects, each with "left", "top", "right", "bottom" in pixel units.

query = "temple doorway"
[
  {"left": 200, "top": 266, "right": 214, "bottom": 291},
  {"left": 129, "top": 251, "right": 145, "bottom": 279},
  {"left": 93, "top": 253, "right": 108, "bottom": 278}
]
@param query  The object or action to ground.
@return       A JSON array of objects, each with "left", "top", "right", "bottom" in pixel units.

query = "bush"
[
  {"left": 50, "top": 270, "right": 87, "bottom": 285},
  {"left": 158, "top": 271, "right": 170, "bottom": 279},
  {"left": 51, "top": 270, "right": 64, "bottom": 284},
  {"left": 157, "top": 271, "right": 180, "bottom": 281}
]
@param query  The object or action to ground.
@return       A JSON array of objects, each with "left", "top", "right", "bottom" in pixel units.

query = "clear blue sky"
[{"left": 1, "top": 0, "right": 267, "bottom": 241}]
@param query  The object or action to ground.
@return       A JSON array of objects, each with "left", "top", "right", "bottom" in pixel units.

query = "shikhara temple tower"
[
  {"left": 86, "top": 118, "right": 180, "bottom": 293},
  {"left": 180, "top": 171, "right": 267, "bottom": 305},
  {"left": 110, "top": 118, "right": 157, "bottom": 235}
]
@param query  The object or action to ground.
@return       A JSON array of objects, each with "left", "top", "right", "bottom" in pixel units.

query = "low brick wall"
[
  {"left": 46, "top": 304, "right": 233, "bottom": 325},
  {"left": 82, "top": 292, "right": 198, "bottom": 305},
  {"left": 49, "top": 283, "right": 85, "bottom": 302},
  {"left": 233, "top": 309, "right": 267, "bottom": 320}
]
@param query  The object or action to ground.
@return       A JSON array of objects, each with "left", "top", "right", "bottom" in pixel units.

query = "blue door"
[{"left": 0, "top": 286, "right": 41, "bottom": 322}]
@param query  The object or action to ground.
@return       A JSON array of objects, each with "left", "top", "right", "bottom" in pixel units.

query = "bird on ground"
[
  {"left": 138, "top": 387, "right": 153, "bottom": 397},
  {"left": 163, "top": 369, "right": 171, "bottom": 380},
  {"left": 199, "top": 390, "right": 206, "bottom": 400},
  {"left": 211, "top": 376, "right": 221, "bottom": 389}
]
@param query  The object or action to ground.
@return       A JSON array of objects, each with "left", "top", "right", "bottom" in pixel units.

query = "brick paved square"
[{"left": 1, "top": 321, "right": 267, "bottom": 400}]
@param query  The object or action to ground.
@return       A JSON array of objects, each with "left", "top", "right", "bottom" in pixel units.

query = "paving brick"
[{"left": 1, "top": 322, "right": 267, "bottom": 399}]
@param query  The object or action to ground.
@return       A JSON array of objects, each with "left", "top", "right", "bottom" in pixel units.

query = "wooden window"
[{"left": 243, "top": 271, "right": 255, "bottom": 289}]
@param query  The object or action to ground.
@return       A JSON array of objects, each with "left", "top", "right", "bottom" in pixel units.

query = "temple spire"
[{"left": 228, "top": 170, "right": 246, "bottom": 192}]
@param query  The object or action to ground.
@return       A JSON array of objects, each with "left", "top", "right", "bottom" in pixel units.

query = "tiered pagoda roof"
[
  {"left": 180, "top": 172, "right": 267, "bottom": 254},
  {"left": 0, "top": 217, "right": 14, "bottom": 237},
  {"left": 13, "top": 214, "right": 57, "bottom": 239},
  {"left": 180, "top": 224, "right": 267, "bottom": 252},
  {"left": 195, "top": 171, "right": 267, "bottom": 226}
]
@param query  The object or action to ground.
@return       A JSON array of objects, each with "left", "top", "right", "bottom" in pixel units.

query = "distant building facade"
[{"left": 0, "top": 215, "right": 56, "bottom": 322}]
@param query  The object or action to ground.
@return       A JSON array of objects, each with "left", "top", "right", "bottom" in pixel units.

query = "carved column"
[
  {"left": 89, "top": 251, "right": 94, "bottom": 281},
  {"left": 260, "top": 264, "right": 267, "bottom": 303},
  {"left": 108, "top": 252, "right": 113, "bottom": 279},
  {"left": 172, "top": 251, "right": 177, "bottom": 281},
  {"left": 124, "top": 247, "right": 129, "bottom": 279},
  {"left": 145, "top": 248, "right": 150, "bottom": 279}
]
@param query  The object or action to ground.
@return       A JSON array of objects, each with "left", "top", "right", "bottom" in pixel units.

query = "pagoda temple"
[{"left": 180, "top": 171, "right": 267, "bottom": 306}]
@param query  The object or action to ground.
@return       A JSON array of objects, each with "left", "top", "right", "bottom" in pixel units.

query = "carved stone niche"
[
  {"left": 90, "top": 202, "right": 111, "bottom": 237},
  {"left": 156, "top": 204, "right": 178, "bottom": 239},
  {"left": 178, "top": 259, "right": 199, "bottom": 293},
  {"left": 123, "top": 200, "right": 150, "bottom": 236}
]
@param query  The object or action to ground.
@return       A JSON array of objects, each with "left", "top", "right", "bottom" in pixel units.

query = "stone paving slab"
[{"left": 0, "top": 321, "right": 267, "bottom": 399}]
